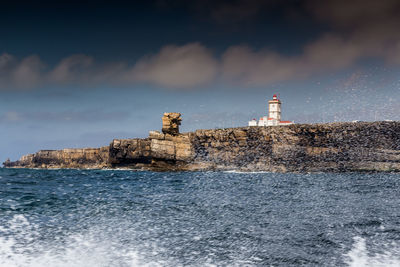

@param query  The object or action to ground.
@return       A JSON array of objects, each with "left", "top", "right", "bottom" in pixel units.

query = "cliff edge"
[{"left": 4, "top": 114, "right": 400, "bottom": 172}]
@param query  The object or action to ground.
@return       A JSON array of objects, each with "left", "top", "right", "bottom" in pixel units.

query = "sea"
[{"left": 0, "top": 168, "right": 399, "bottom": 267}]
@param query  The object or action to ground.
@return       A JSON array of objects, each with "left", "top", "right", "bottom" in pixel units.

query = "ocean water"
[{"left": 0, "top": 169, "right": 399, "bottom": 267}]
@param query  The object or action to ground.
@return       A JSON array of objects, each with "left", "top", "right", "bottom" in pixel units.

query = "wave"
[
  {"left": 0, "top": 215, "right": 162, "bottom": 267},
  {"left": 0, "top": 214, "right": 228, "bottom": 267},
  {"left": 345, "top": 236, "right": 400, "bottom": 267}
]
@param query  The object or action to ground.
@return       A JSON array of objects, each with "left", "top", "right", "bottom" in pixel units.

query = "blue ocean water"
[{"left": 0, "top": 169, "right": 399, "bottom": 266}]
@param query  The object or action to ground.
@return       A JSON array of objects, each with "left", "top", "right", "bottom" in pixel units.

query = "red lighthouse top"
[{"left": 269, "top": 94, "right": 280, "bottom": 103}]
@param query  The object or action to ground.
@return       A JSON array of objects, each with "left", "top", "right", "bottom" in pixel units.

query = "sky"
[{"left": 1, "top": 0, "right": 400, "bottom": 162}]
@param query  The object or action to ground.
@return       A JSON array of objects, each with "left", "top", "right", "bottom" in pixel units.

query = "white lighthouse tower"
[
  {"left": 267, "top": 94, "right": 281, "bottom": 125},
  {"left": 248, "top": 94, "right": 294, "bottom": 126}
]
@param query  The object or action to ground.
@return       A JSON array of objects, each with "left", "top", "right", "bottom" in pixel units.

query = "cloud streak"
[
  {"left": 0, "top": 109, "right": 130, "bottom": 123},
  {"left": 0, "top": 43, "right": 219, "bottom": 90},
  {"left": 1, "top": 35, "right": 400, "bottom": 90}
]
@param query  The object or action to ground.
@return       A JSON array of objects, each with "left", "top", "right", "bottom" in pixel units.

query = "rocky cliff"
[
  {"left": 4, "top": 118, "right": 400, "bottom": 172},
  {"left": 4, "top": 147, "right": 109, "bottom": 169},
  {"left": 191, "top": 121, "right": 400, "bottom": 172}
]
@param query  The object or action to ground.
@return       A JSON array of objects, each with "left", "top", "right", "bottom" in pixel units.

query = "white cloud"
[
  {"left": 49, "top": 54, "right": 93, "bottom": 84},
  {"left": 12, "top": 55, "right": 45, "bottom": 88},
  {"left": 129, "top": 43, "right": 218, "bottom": 88},
  {"left": 0, "top": 43, "right": 219, "bottom": 90}
]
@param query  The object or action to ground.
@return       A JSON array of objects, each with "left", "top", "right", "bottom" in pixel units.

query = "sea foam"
[
  {"left": 0, "top": 215, "right": 159, "bottom": 267},
  {"left": 345, "top": 236, "right": 400, "bottom": 267}
]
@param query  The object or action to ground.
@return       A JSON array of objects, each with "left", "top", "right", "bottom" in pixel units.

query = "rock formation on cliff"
[
  {"left": 162, "top": 112, "right": 181, "bottom": 135},
  {"left": 3, "top": 116, "right": 400, "bottom": 172}
]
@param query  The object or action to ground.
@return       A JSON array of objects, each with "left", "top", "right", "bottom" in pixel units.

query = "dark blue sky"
[
  {"left": 1, "top": 0, "right": 400, "bottom": 162},
  {"left": 0, "top": 1, "right": 323, "bottom": 62}
]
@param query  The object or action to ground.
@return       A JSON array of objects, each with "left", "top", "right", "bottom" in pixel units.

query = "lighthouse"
[
  {"left": 268, "top": 94, "right": 281, "bottom": 122},
  {"left": 248, "top": 94, "right": 294, "bottom": 126}
]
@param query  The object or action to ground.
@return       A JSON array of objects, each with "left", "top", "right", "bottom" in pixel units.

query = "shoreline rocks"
[{"left": 3, "top": 121, "right": 400, "bottom": 172}]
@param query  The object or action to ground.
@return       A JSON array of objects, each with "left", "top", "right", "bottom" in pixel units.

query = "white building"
[{"left": 248, "top": 94, "right": 294, "bottom": 126}]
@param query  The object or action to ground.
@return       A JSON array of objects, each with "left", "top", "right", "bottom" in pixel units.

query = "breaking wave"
[
  {"left": 0, "top": 215, "right": 155, "bottom": 267},
  {"left": 345, "top": 236, "right": 400, "bottom": 267}
]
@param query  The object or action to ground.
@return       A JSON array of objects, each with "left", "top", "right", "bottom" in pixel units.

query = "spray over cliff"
[{"left": 3, "top": 113, "right": 400, "bottom": 172}]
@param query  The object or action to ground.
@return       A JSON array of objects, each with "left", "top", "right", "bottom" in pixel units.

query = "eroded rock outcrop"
[
  {"left": 148, "top": 130, "right": 195, "bottom": 171},
  {"left": 162, "top": 112, "right": 181, "bottom": 135},
  {"left": 4, "top": 120, "right": 400, "bottom": 172}
]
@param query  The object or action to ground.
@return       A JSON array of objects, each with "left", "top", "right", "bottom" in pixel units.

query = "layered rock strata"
[
  {"left": 4, "top": 121, "right": 400, "bottom": 172},
  {"left": 4, "top": 147, "right": 109, "bottom": 169}
]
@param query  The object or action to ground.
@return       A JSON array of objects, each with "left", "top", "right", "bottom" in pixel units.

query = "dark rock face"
[
  {"left": 108, "top": 139, "right": 151, "bottom": 167},
  {"left": 4, "top": 121, "right": 400, "bottom": 172},
  {"left": 191, "top": 122, "right": 400, "bottom": 172}
]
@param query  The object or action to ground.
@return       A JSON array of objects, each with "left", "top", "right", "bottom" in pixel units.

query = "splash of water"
[
  {"left": 0, "top": 215, "right": 158, "bottom": 267},
  {"left": 345, "top": 236, "right": 400, "bottom": 267}
]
